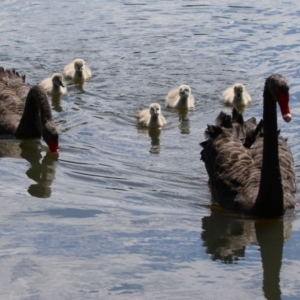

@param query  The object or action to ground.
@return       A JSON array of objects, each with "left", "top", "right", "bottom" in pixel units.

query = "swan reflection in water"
[
  {"left": 138, "top": 128, "right": 161, "bottom": 154},
  {"left": 0, "top": 139, "right": 58, "bottom": 198},
  {"left": 201, "top": 209, "right": 294, "bottom": 300}
]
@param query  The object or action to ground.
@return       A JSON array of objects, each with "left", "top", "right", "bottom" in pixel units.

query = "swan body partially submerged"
[
  {"left": 200, "top": 74, "right": 296, "bottom": 218},
  {"left": 0, "top": 67, "right": 59, "bottom": 153}
]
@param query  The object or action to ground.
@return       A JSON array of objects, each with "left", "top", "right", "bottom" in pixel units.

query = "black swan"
[
  {"left": 200, "top": 74, "right": 296, "bottom": 218},
  {"left": 0, "top": 67, "right": 59, "bottom": 153}
]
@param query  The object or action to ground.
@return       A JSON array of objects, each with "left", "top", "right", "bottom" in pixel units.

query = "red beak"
[
  {"left": 48, "top": 140, "right": 59, "bottom": 153},
  {"left": 277, "top": 90, "right": 292, "bottom": 123}
]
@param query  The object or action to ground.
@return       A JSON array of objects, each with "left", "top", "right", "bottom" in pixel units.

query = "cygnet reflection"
[
  {"left": 178, "top": 112, "right": 191, "bottom": 134},
  {"left": 138, "top": 128, "right": 162, "bottom": 154},
  {"left": 50, "top": 94, "right": 63, "bottom": 113}
]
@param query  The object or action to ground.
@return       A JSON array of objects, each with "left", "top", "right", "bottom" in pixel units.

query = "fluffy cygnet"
[
  {"left": 40, "top": 73, "right": 67, "bottom": 95},
  {"left": 137, "top": 103, "right": 167, "bottom": 129},
  {"left": 64, "top": 58, "right": 92, "bottom": 80},
  {"left": 222, "top": 83, "right": 251, "bottom": 106},
  {"left": 166, "top": 84, "right": 195, "bottom": 109}
]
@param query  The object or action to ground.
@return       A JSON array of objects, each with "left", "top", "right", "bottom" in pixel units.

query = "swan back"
[
  {"left": 0, "top": 67, "right": 28, "bottom": 103},
  {"left": 0, "top": 68, "right": 30, "bottom": 134},
  {"left": 215, "top": 108, "right": 261, "bottom": 148},
  {"left": 201, "top": 124, "right": 258, "bottom": 212}
]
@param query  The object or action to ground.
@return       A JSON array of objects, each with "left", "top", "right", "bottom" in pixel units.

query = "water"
[{"left": 0, "top": 0, "right": 300, "bottom": 299}]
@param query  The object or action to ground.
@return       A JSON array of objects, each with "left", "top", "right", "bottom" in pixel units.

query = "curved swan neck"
[
  {"left": 15, "top": 86, "right": 54, "bottom": 137},
  {"left": 39, "top": 91, "right": 53, "bottom": 124},
  {"left": 15, "top": 87, "right": 42, "bottom": 138},
  {"left": 253, "top": 85, "right": 284, "bottom": 217}
]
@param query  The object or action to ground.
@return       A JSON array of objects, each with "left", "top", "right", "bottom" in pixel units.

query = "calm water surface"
[{"left": 0, "top": 0, "right": 300, "bottom": 299}]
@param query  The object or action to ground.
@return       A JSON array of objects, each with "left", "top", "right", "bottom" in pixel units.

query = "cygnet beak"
[{"left": 154, "top": 109, "right": 161, "bottom": 116}]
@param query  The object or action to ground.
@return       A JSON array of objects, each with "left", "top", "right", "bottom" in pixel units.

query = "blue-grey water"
[{"left": 0, "top": 0, "right": 300, "bottom": 299}]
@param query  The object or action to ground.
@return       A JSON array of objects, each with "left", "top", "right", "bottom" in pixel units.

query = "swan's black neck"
[
  {"left": 15, "top": 86, "right": 52, "bottom": 138},
  {"left": 253, "top": 86, "right": 284, "bottom": 217}
]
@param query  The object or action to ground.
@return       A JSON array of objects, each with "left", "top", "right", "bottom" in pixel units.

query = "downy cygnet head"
[
  {"left": 52, "top": 73, "right": 65, "bottom": 88},
  {"left": 179, "top": 85, "right": 191, "bottom": 97}
]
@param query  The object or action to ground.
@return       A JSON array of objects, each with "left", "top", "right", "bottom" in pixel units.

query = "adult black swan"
[
  {"left": 0, "top": 67, "right": 59, "bottom": 153},
  {"left": 200, "top": 74, "right": 296, "bottom": 218}
]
